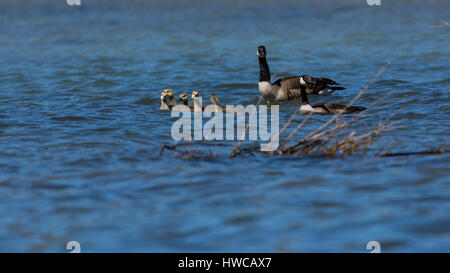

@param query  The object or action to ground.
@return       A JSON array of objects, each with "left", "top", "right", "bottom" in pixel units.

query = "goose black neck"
[
  {"left": 258, "top": 56, "right": 271, "bottom": 82},
  {"left": 300, "top": 85, "right": 309, "bottom": 105}
]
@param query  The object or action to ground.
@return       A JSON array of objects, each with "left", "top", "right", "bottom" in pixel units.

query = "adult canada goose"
[
  {"left": 209, "top": 94, "right": 227, "bottom": 112},
  {"left": 164, "top": 89, "right": 177, "bottom": 107},
  {"left": 160, "top": 91, "right": 171, "bottom": 110},
  {"left": 298, "top": 76, "right": 366, "bottom": 114},
  {"left": 257, "top": 45, "right": 345, "bottom": 101},
  {"left": 191, "top": 91, "right": 204, "bottom": 112}
]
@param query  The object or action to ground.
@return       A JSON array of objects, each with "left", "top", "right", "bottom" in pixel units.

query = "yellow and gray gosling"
[
  {"left": 164, "top": 89, "right": 177, "bottom": 107},
  {"left": 209, "top": 94, "right": 227, "bottom": 112},
  {"left": 209, "top": 94, "right": 246, "bottom": 114},
  {"left": 160, "top": 91, "right": 171, "bottom": 110},
  {"left": 191, "top": 91, "right": 204, "bottom": 112},
  {"left": 179, "top": 92, "right": 195, "bottom": 111}
]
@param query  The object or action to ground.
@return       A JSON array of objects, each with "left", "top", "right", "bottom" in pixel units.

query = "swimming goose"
[
  {"left": 209, "top": 94, "right": 227, "bottom": 112},
  {"left": 299, "top": 76, "right": 366, "bottom": 114},
  {"left": 160, "top": 91, "right": 171, "bottom": 110},
  {"left": 257, "top": 45, "right": 345, "bottom": 101},
  {"left": 191, "top": 91, "right": 204, "bottom": 112}
]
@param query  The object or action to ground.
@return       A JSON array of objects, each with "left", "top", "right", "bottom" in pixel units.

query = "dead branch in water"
[
  {"left": 271, "top": 62, "right": 392, "bottom": 156},
  {"left": 376, "top": 146, "right": 449, "bottom": 157},
  {"left": 431, "top": 15, "right": 450, "bottom": 28}
]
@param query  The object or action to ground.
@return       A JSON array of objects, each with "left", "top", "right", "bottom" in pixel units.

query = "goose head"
[
  {"left": 209, "top": 94, "right": 221, "bottom": 106},
  {"left": 179, "top": 92, "right": 189, "bottom": 105},
  {"left": 160, "top": 91, "right": 167, "bottom": 101},
  {"left": 160, "top": 91, "right": 170, "bottom": 110},
  {"left": 299, "top": 76, "right": 314, "bottom": 87},
  {"left": 164, "top": 89, "right": 174, "bottom": 99},
  {"left": 257, "top": 45, "right": 266, "bottom": 58},
  {"left": 191, "top": 90, "right": 200, "bottom": 100},
  {"left": 164, "top": 89, "right": 177, "bottom": 106}
]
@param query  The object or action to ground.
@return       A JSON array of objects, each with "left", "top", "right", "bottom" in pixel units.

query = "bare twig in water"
[
  {"left": 431, "top": 15, "right": 450, "bottom": 28},
  {"left": 377, "top": 147, "right": 449, "bottom": 157},
  {"left": 273, "top": 62, "right": 391, "bottom": 156},
  {"left": 266, "top": 62, "right": 391, "bottom": 154},
  {"left": 307, "top": 62, "right": 391, "bottom": 140}
]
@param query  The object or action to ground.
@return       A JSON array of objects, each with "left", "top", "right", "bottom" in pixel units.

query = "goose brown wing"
[
  {"left": 273, "top": 76, "right": 302, "bottom": 100},
  {"left": 311, "top": 103, "right": 332, "bottom": 113},
  {"left": 301, "top": 75, "right": 344, "bottom": 94},
  {"left": 273, "top": 76, "right": 300, "bottom": 90}
]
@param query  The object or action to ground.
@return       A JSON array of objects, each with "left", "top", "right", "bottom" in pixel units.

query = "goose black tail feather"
[
  {"left": 348, "top": 106, "right": 366, "bottom": 113},
  {"left": 329, "top": 86, "right": 346, "bottom": 91}
]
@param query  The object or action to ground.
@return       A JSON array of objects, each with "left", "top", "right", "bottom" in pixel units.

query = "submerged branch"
[
  {"left": 431, "top": 15, "right": 450, "bottom": 28},
  {"left": 377, "top": 147, "right": 449, "bottom": 157}
]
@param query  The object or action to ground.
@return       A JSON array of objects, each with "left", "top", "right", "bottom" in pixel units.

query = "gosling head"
[
  {"left": 191, "top": 90, "right": 200, "bottom": 99},
  {"left": 160, "top": 91, "right": 168, "bottom": 101},
  {"left": 164, "top": 89, "right": 174, "bottom": 99},
  {"left": 257, "top": 45, "right": 266, "bottom": 58},
  {"left": 210, "top": 94, "right": 220, "bottom": 105},
  {"left": 160, "top": 91, "right": 170, "bottom": 110},
  {"left": 179, "top": 92, "right": 189, "bottom": 105}
]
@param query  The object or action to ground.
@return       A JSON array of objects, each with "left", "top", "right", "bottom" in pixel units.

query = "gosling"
[
  {"left": 191, "top": 91, "right": 204, "bottom": 112},
  {"left": 209, "top": 94, "right": 227, "bottom": 112},
  {"left": 160, "top": 90, "right": 171, "bottom": 110}
]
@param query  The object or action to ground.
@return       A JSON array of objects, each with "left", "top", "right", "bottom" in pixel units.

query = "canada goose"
[
  {"left": 298, "top": 76, "right": 366, "bottom": 114},
  {"left": 209, "top": 94, "right": 227, "bottom": 112},
  {"left": 191, "top": 91, "right": 204, "bottom": 112},
  {"left": 257, "top": 45, "right": 345, "bottom": 101},
  {"left": 160, "top": 91, "right": 171, "bottom": 110},
  {"left": 164, "top": 89, "right": 177, "bottom": 107}
]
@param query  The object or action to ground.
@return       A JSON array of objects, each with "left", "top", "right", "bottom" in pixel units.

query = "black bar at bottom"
[{"left": 0, "top": 253, "right": 446, "bottom": 271}]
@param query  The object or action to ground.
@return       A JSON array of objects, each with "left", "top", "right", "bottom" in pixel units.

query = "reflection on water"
[{"left": 0, "top": 0, "right": 449, "bottom": 252}]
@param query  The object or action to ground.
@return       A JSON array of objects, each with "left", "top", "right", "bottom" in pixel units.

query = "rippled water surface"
[{"left": 0, "top": 0, "right": 449, "bottom": 252}]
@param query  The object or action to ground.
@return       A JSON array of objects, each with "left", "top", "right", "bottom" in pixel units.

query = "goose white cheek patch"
[{"left": 299, "top": 77, "right": 306, "bottom": 86}]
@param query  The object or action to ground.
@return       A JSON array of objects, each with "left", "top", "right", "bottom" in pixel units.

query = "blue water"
[{"left": 0, "top": 0, "right": 449, "bottom": 252}]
